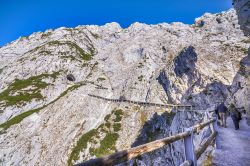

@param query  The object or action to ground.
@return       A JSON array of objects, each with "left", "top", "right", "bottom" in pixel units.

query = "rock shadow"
[{"left": 122, "top": 50, "right": 250, "bottom": 166}]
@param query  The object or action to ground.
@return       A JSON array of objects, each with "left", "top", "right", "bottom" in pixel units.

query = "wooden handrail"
[
  {"left": 75, "top": 119, "right": 216, "bottom": 166},
  {"left": 88, "top": 94, "right": 192, "bottom": 108},
  {"left": 192, "top": 119, "right": 215, "bottom": 133}
]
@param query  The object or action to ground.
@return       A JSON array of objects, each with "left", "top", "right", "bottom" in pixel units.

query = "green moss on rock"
[
  {"left": 47, "top": 41, "right": 95, "bottom": 61},
  {"left": 0, "top": 106, "right": 45, "bottom": 130},
  {"left": 104, "top": 114, "right": 111, "bottom": 121},
  {"left": 0, "top": 72, "right": 61, "bottom": 107},
  {"left": 113, "top": 123, "right": 121, "bottom": 132},
  {"left": 67, "top": 129, "right": 98, "bottom": 166},
  {"left": 241, "top": 47, "right": 248, "bottom": 54},
  {"left": 91, "top": 133, "right": 119, "bottom": 158},
  {"left": 113, "top": 109, "right": 123, "bottom": 122},
  {"left": 28, "top": 40, "right": 95, "bottom": 62},
  {"left": 68, "top": 108, "right": 124, "bottom": 165},
  {"left": 0, "top": 84, "right": 82, "bottom": 130}
]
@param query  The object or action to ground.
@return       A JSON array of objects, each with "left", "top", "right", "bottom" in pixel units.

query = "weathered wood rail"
[
  {"left": 75, "top": 118, "right": 218, "bottom": 166},
  {"left": 88, "top": 94, "right": 192, "bottom": 109}
]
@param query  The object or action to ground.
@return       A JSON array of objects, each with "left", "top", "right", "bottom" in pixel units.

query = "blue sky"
[{"left": 0, "top": 0, "right": 232, "bottom": 46}]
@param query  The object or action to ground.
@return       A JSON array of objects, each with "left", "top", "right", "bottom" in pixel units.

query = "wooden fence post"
[{"left": 183, "top": 128, "right": 197, "bottom": 166}]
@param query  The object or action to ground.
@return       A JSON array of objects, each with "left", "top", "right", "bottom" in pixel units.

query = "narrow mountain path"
[{"left": 212, "top": 115, "right": 250, "bottom": 166}]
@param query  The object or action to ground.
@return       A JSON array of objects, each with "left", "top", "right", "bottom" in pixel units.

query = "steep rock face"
[
  {"left": 0, "top": 9, "right": 249, "bottom": 166},
  {"left": 233, "top": 0, "right": 250, "bottom": 124},
  {"left": 173, "top": 46, "right": 198, "bottom": 77},
  {"left": 233, "top": 0, "right": 250, "bottom": 36}
]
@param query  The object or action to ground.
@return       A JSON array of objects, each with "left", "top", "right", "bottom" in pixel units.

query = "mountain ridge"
[{"left": 0, "top": 9, "right": 249, "bottom": 165}]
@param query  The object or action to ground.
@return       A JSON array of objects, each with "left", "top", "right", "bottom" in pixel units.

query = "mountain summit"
[{"left": 0, "top": 9, "right": 249, "bottom": 166}]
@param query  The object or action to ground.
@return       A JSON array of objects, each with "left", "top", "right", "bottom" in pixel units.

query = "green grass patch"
[
  {"left": 91, "top": 133, "right": 119, "bottom": 158},
  {"left": 67, "top": 129, "right": 98, "bottom": 166},
  {"left": 68, "top": 108, "right": 123, "bottom": 165},
  {"left": 0, "top": 72, "right": 61, "bottom": 107},
  {"left": 0, "top": 84, "right": 82, "bottom": 130},
  {"left": 112, "top": 109, "right": 123, "bottom": 122},
  {"left": 100, "top": 127, "right": 108, "bottom": 133},
  {"left": 28, "top": 40, "right": 95, "bottom": 62},
  {"left": 113, "top": 123, "right": 121, "bottom": 132},
  {"left": 47, "top": 41, "right": 95, "bottom": 61},
  {"left": 0, "top": 106, "right": 45, "bottom": 130},
  {"left": 241, "top": 47, "right": 248, "bottom": 54},
  {"left": 105, "top": 122, "right": 111, "bottom": 129},
  {"left": 104, "top": 114, "right": 111, "bottom": 121}
]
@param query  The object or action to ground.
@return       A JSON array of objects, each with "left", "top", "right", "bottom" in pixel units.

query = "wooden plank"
[
  {"left": 195, "top": 131, "right": 217, "bottom": 159},
  {"left": 192, "top": 119, "right": 215, "bottom": 133}
]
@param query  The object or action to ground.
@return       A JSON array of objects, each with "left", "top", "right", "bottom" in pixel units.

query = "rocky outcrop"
[
  {"left": 233, "top": 0, "right": 250, "bottom": 36},
  {"left": 174, "top": 46, "right": 198, "bottom": 78},
  {"left": 0, "top": 9, "right": 249, "bottom": 166},
  {"left": 233, "top": 0, "right": 250, "bottom": 124}
]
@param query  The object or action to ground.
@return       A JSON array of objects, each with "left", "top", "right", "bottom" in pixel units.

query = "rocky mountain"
[
  {"left": 0, "top": 9, "right": 249, "bottom": 166},
  {"left": 233, "top": 0, "right": 250, "bottom": 126},
  {"left": 233, "top": 0, "right": 250, "bottom": 36}
]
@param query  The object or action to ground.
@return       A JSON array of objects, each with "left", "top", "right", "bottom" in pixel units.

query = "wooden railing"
[
  {"left": 88, "top": 94, "right": 192, "bottom": 109},
  {"left": 87, "top": 94, "right": 207, "bottom": 114},
  {"left": 75, "top": 118, "right": 218, "bottom": 166}
]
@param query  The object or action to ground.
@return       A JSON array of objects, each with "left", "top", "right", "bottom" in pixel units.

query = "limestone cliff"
[
  {"left": 233, "top": 0, "right": 250, "bottom": 36},
  {"left": 0, "top": 9, "right": 249, "bottom": 166},
  {"left": 233, "top": 0, "right": 250, "bottom": 124}
]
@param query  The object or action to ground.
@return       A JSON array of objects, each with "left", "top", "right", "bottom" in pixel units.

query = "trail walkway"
[{"left": 212, "top": 116, "right": 250, "bottom": 166}]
